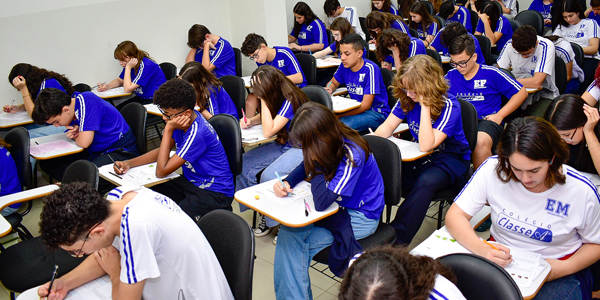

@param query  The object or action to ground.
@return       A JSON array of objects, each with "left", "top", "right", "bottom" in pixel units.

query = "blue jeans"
[
  {"left": 565, "top": 79, "right": 581, "bottom": 95},
  {"left": 26, "top": 124, "right": 67, "bottom": 139},
  {"left": 339, "top": 110, "right": 386, "bottom": 132},
  {"left": 274, "top": 209, "right": 379, "bottom": 300},
  {"left": 533, "top": 274, "right": 582, "bottom": 300}
]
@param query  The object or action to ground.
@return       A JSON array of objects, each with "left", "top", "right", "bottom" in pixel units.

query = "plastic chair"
[
  {"left": 469, "top": 9, "right": 479, "bottom": 34},
  {"left": 433, "top": 15, "right": 446, "bottom": 28},
  {"left": 508, "top": 19, "right": 522, "bottom": 33},
  {"left": 437, "top": 253, "right": 522, "bottom": 300},
  {"left": 302, "top": 85, "right": 333, "bottom": 110},
  {"left": 578, "top": 58, "right": 600, "bottom": 95},
  {"left": 359, "top": 17, "right": 372, "bottom": 42},
  {"left": 219, "top": 75, "right": 246, "bottom": 120},
  {"left": 380, "top": 68, "right": 398, "bottom": 110},
  {"left": 421, "top": 0, "right": 435, "bottom": 15},
  {"left": 409, "top": 27, "right": 419, "bottom": 39},
  {"left": 515, "top": 10, "right": 544, "bottom": 36},
  {"left": 233, "top": 47, "right": 243, "bottom": 77},
  {"left": 62, "top": 160, "right": 100, "bottom": 189},
  {"left": 554, "top": 54, "right": 568, "bottom": 95},
  {"left": 426, "top": 48, "right": 443, "bottom": 67},
  {"left": 326, "top": 29, "right": 335, "bottom": 45},
  {"left": 208, "top": 114, "right": 243, "bottom": 184},
  {"left": 73, "top": 83, "right": 91, "bottom": 92},
  {"left": 198, "top": 210, "right": 255, "bottom": 300},
  {"left": 295, "top": 53, "right": 317, "bottom": 85},
  {"left": 159, "top": 62, "right": 177, "bottom": 80},
  {"left": 473, "top": 35, "right": 493, "bottom": 66},
  {"left": 571, "top": 42, "right": 584, "bottom": 69},
  {"left": 119, "top": 102, "right": 148, "bottom": 154}
]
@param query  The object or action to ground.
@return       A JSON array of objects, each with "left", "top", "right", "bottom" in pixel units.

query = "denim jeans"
[
  {"left": 339, "top": 109, "right": 386, "bottom": 132},
  {"left": 533, "top": 274, "right": 582, "bottom": 300},
  {"left": 26, "top": 124, "right": 67, "bottom": 139},
  {"left": 274, "top": 209, "right": 379, "bottom": 300}
]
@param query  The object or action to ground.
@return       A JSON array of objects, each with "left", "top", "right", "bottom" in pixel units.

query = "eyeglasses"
[
  {"left": 561, "top": 127, "right": 578, "bottom": 143},
  {"left": 158, "top": 106, "right": 189, "bottom": 120},
  {"left": 248, "top": 48, "right": 261, "bottom": 61},
  {"left": 67, "top": 222, "right": 102, "bottom": 257},
  {"left": 449, "top": 53, "right": 474, "bottom": 68},
  {"left": 515, "top": 47, "right": 536, "bottom": 58}
]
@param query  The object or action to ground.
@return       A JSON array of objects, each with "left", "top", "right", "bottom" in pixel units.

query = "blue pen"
[
  {"left": 309, "top": 48, "right": 312, "bottom": 55},
  {"left": 275, "top": 171, "right": 290, "bottom": 196}
]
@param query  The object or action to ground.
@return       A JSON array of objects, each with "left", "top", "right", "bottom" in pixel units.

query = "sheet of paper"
[
  {"left": 410, "top": 229, "right": 471, "bottom": 259},
  {"left": 121, "top": 163, "right": 178, "bottom": 186},
  {"left": 65, "top": 275, "right": 111, "bottom": 300},
  {"left": 369, "top": 44, "right": 376, "bottom": 51},
  {"left": 242, "top": 76, "right": 252, "bottom": 87},
  {"left": 502, "top": 246, "right": 542, "bottom": 287},
  {"left": 332, "top": 96, "right": 361, "bottom": 112},
  {"left": 241, "top": 125, "right": 274, "bottom": 142},
  {"left": 316, "top": 58, "right": 341, "bottom": 68},
  {"left": 30, "top": 140, "right": 78, "bottom": 156},
  {"left": 92, "top": 87, "right": 126, "bottom": 97},
  {"left": 1, "top": 111, "right": 31, "bottom": 121},
  {"left": 257, "top": 180, "right": 312, "bottom": 205},
  {"left": 332, "top": 87, "right": 348, "bottom": 96},
  {"left": 386, "top": 137, "right": 415, "bottom": 149}
]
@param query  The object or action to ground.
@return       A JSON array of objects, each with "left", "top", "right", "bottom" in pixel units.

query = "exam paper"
[
  {"left": 258, "top": 180, "right": 312, "bottom": 205},
  {"left": 65, "top": 275, "right": 111, "bottom": 300},
  {"left": 30, "top": 140, "right": 78, "bottom": 156}
]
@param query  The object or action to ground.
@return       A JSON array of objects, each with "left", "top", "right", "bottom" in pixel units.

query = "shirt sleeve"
[
  {"left": 578, "top": 186, "right": 600, "bottom": 244},
  {"left": 492, "top": 68, "right": 523, "bottom": 99},
  {"left": 433, "top": 98, "right": 460, "bottom": 135},
  {"left": 119, "top": 215, "right": 161, "bottom": 284},
  {"left": 311, "top": 20, "right": 327, "bottom": 45},
  {"left": 131, "top": 60, "right": 152, "bottom": 87},
  {"left": 391, "top": 101, "right": 406, "bottom": 119},
  {"left": 453, "top": 158, "right": 493, "bottom": 216},
  {"left": 277, "top": 100, "right": 294, "bottom": 120},
  {"left": 41, "top": 79, "right": 67, "bottom": 94},
  {"left": 500, "top": 17, "right": 511, "bottom": 35},
  {"left": 326, "top": 145, "right": 364, "bottom": 197},
  {"left": 428, "top": 22, "right": 439, "bottom": 36},
  {"left": 587, "top": 19, "right": 600, "bottom": 39},
  {"left": 211, "top": 40, "right": 234, "bottom": 69},
  {"left": 587, "top": 79, "right": 600, "bottom": 100},
  {"left": 283, "top": 49, "right": 303, "bottom": 76},
  {"left": 119, "top": 68, "right": 126, "bottom": 80},
  {"left": 430, "top": 31, "right": 442, "bottom": 51},
  {"left": 333, "top": 66, "right": 345, "bottom": 84},
  {"left": 175, "top": 122, "right": 207, "bottom": 164},
  {"left": 496, "top": 44, "right": 512, "bottom": 69},
  {"left": 76, "top": 94, "right": 100, "bottom": 132},
  {"left": 536, "top": 41, "right": 555, "bottom": 75},
  {"left": 364, "top": 63, "right": 381, "bottom": 95},
  {"left": 555, "top": 42, "right": 574, "bottom": 63},
  {"left": 552, "top": 25, "right": 563, "bottom": 36},
  {"left": 476, "top": 19, "right": 484, "bottom": 33}
]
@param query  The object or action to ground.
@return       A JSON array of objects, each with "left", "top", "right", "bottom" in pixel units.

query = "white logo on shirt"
[
  {"left": 184, "top": 161, "right": 196, "bottom": 173},
  {"left": 75, "top": 109, "right": 80, "bottom": 120},
  {"left": 278, "top": 60, "right": 285, "bottom": 68},
  {"left": 474, "top": 80, "right": 487, "bottom": 89},
  {"left": 299, "top": 32, "right": 307, "bottom": 39},
  {"left": 197, "top": 177, "right": 215, "bottom": 189},
  {"left": 307, "top": 25, "right": 313, "bottom": 31},
  {"left": 359, "top": 73, "right": 366, "bottom": 82}
]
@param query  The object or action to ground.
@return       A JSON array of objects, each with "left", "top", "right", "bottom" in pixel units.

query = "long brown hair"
[
  {"left": 293, "top": 2, "right": 321, "bottom": 38},
  {"left": 8, "top": 63, "right": 75, "bottom": 98},
  {"left": 251, "top": 65, "right": 309, "bottom": 145},
  {"left": 330, "top": 17, "right": 355, "bottom": 56},
  {"left": 365, "top": 11, "right": 407, "bottom": 41},
  {"left": 391, "top": 55, "right": 448, "bottom": 120},
  {"left": 409, "top": 2, "right": 439, "bottom": 31},
  {"left": 0, "top": 137, "right": 10, "bottom": 149},
  {"left": 376, "top": 29, "right": 411, "bottom": 64},
  {"left": 288, "top": 102, "right": 371, "bottom": 181},
  {"left": 179, "top": 61, "right": 223, "bottom": 112},
  {"left": 113, "top": 41, "right": 154, "bottom": 75},
  {"left": 371, "top": 0, "right": 393, "bottom": 13}
]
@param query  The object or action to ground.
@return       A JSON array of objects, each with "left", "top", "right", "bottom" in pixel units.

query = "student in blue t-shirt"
[
  {"left": 179, "top": 61, "right": 238, "bottom": 120},
  {"left": 273, "top": 102, "right": 384, "bottom": 300},
  {"left": 185, "top": 24, "right": 237, "bottom": 78},
  {"left": 438, "top": 0, "right": 472, "bottom": 33},
  {"left": 374, "top": 55, "right": 471, "bottom": 246},
  {"left": 586, "top": 0, "right": 600, "bottom": 26},
  {"left": 429, "top": 22, "right": 486, "bottom": 65},
  {"left": 242, "top": 33, "right": 307, "bottom": 118},
  {"left": 97, "top": 41, "right": 166, "bottom": 110},
  {"left": 446, "top": 34, "right": 527, "bottom": 169},
  {"left": 366, "top": 11, "right": 412, "bottom": 44},
  {"left": 372, "top": 0, "right": 398, "bottom": 15},
  {"left": 530, "top": 0, "right": 553, "bottom": 28},
  {"left": 475, "top": 1, "right": 513, "bottom": 53},
  {"left": 324, "top": 33, "right": 391, "bottom": 132},
  {"left": 313, "top": 18, "right": 366, "bottom": 60},
  {"left": 114, "top": 79, "right": 234, "bottom": 220},
  {"left": 376, "top": 29, "right": 427, "bottom": 70},
  {"left": 32, "top": 88, "right": 139, "bottom": 193},
  {"left": 0, "top": 137, "right": 22, "bottom": 217},
  {"left": 289, "top": 2, "right": 329, "bottom": 52},
  {"left": 409, "top": 2, "right": 441, "bottom": 47}
]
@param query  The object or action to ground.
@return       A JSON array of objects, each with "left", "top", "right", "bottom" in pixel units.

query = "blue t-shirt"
[
  {"left": 476, "top": 15, "right": 513, "bottom": 51},
  {"left": 118, "top": 57, "right": 166, "bottom": 100},
  {"left": 376, "top": 4, "right": 398, "bottom": 15},
  {"left": 391, "top": 94, "right": 470, "bottom": 160},
  {"left": 384, "top": 37, "right": 426, "bottom": 64},
  {"left": 277, "top": 99, "right": 295, "bottom": 131},
  {"left": 391, "top": 19, "right": 412, "bottom": 37},
  {"left": 0, "top": 146, "right": 21, "bottom": 197},
  {"left": 194, "top": 37, "right": 237, "bottom": 78},
  {"left": 257, "top": 46, "right": 307, "bottom": 88},
  {"left": 528, "top": 0, "right": 552, "bottom": 27},
  {"left": 73, "top": 91, "right": 131, "bottom": 153},
  {"left": 417, "top": 22, "right": 440, "bottom": 41},
  {"left": 39, "top": 78, "right": 67, "bottom": 95},
  {"left": 442, "top": 6, "right": 472, "bottom": 33},
  {"left": 430, "top": 31, "right": 486, "bottom": 65},
  {"left": 327, "top": 140, "right": 385, "bottom": 220},
  {"left": 445, "top": 65, "right": 522, "bottom": 119},
  {"left": 291, "top": 19, "right": 329, "bottom": 48},
  {"left": 207, "top": 85, "right": 238, "bottom": 119},
  {"left": 590, "top": 12, "right": 600, "bottom": 28},
  {"left": 173, "top": 110, "right": 234, "bottom": 197},
  {"left": 333, "top": 59, "right": 390, "bottom": 117},
  {"left": 328, "top": 41, "right": 367, "bottom": 58}
]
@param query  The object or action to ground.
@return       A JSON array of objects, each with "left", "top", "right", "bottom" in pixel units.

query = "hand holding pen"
[
  {"left": 273, "top": 172, "right": 293, "bottom": 197},
  {"left": 479, "top": 239, "right": 512, "bottom": 267}
]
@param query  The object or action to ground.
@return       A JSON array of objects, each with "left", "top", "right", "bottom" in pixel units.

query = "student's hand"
[
  {"left": 479, "top": 13, "right": 489, "bottom": 22},
  {"left": 544, "top": 19, "right": 551, "bottom": 25},
  {"left": 38, "top": 278, "right": 69, "bottom": 300},
  {"left": 97, "top": 83, "right": 108, "bottom": 92},
  {"left": 12, "top": 76, "right": 26, "bottom": 91},
  {"left": 381, "top": 62, "right": 392, "bottom": 70},
  {"left": 165, "top": 114, "right": 191, "bottom": 131},
  {"left": 583, "top": 104, "right": 600, "bottom": 134},
  {"left": 240, "top": 117, "right": 252, "bottom": 129},
  {"left": 126, "top": 58, "right": 138, "bottom": 69},
  {"left": 114, "top": 160, "right": 131, "bottom": 174},
  {"left": 324, "top": 86, "right": 333, "bottom": 95},
  {"left": 484, "top": 113, "right": 503, "bottom": 125},
  {"left": 368, "top": 39, "right": 376, "bottom": 44},
  {"left": 273, "top": 181, "right": 292, "bottom": 197},
  {"left": 94, "top": 246, "right": 121, "bottom": 278},
  {"left": 476, "top": 243, "right": 512, "bottom": 267},
  {"left": 3, "top": 103, "right": 23, "bottom": 113},
  {"left": 288, "top": 43, "right": 299, "bottom": 50},
  {"left": 204, "top": 39, "right": 216, "bottom": 51},
  {"left": 65, "top": 125, "right": 80, "bottom": 139}
]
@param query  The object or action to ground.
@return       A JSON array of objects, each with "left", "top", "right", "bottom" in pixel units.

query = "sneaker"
[
  {"left": 475, "top": 218, "right": 492, "bottom": 232},
  {"left": 272, "top": 235, "right": 278, "bottom": 245},
  {"left": 253, "top": 215, "right": 272, "bottom": 237}
]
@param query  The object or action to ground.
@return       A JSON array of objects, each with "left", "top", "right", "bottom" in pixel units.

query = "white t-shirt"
[
  {"left": 328, "top": 6, "right": 366, "bottom": 39},
  {"left": 107, "top": 186, "right": 234, "bottom": 300},
  {"left": 553, "top": 18, "right": 600, "bottom": 60},
  {"left": 502, "top": 0, "right": 517, "bottom": 18},
  {"left": 428, "top": 275, "right": 467, "bottom": 300},
  {"left": 454, "top": 157, "right": 600, "bottom": 259},
  {"left": 586, "top": 78, "right": 600, "bottom": 101},
  {"left": 554, "top": 38, "right": 585, "bottom": 82},
  {"left": 497, "top": 35, "right": 559, "bottom": 98}
]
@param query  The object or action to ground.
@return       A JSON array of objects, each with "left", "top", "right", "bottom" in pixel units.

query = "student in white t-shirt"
[
  {"left": 553, "top": 0, "right": 600, "bottom": 60},
  {"left": 324, "top": 0, "right": 366, "bottom": 39},
  {"left": 339, "top": 245, "right": 466, "bottom": 300},
  {"left": 36, "top": 182, "right": 233, "bottom": 300},
  {"left": 446, "top": 117, "right": 600, "bottom": 300},
  {"left": 547, "top": 35, "right": 586, "bottom": 93}
]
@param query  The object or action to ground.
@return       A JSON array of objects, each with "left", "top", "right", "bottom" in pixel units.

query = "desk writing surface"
[
  {"left": 92, "top": 87, "right": 132, "bottom": 99},
  {"left": 316, "top": 57, "right": 341, "bottom": 69},
  {"left": 0, "top": 185, "right": 60, "bottom": 238},
  {"left": 332, "top": 96, "right": 361, "bottom": 113},
  {"left": 526, "top": 87, "right": 542, "bottom": 93},
  {"left": 441, "top": 55, "right": 451, "bottom": 63},
  {"left": 242, "top": 76, "right": 252, "bottom": 88},
  {"left": 144, "top": 103, "right": 200, "bottom": 117},
  {"left": 332, "top": 87, "right": 348, "bottom": 96},
  {"left": 393, "top": 123, "right": 409, "bottom": 135},
  {"left": 0, "top": 111, "right": 33, "bottom": 128},
  {"left": 99, "top": 161, "right": 179, "bottom": 188},
  {"left": 241, "top": 124, "right": 276, "bottom": 147},
  {"left": 386, "top": 136, "right": 432, "bottom": 161},
  {"left": 18, "top": 275, "right": 111, "bottom": 300},
  {"left": 30, "top": 133, "right": 84, "bottom": 160}
]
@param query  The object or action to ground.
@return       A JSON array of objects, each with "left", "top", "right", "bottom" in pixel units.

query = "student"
[
  {"left": 324, "top": 33, "right": 390, "bottom": 132},
  {"left": 114, "top": 79, "right": 233, "bottom": 220},
  {"left": 529, "top": 0, "right": 554, "bottom": 29},
  {"left": 242, "top": 33, "right": 307, "bottom": 118},
  {"left": 429, "top": 22, "right": 486, "bottom": 64},
  {"left": 446, "top": 117, "right": 600, "bottom": 300},
  {"left": 289, "top": 2, "right": 329, "bottom": 52},
  {"left": 185, "top": 24, "right": 237, "bottom": 78},
  {"left": 36, "top": 182, "right": 233, "bottom": 300},
  {"left": 409, "top": 1, "right": 441, "bottom": 47},
  {"left": 475, "top": 1, "right": 514, "bottom": 52},
  {"left": 313, "top": 17, "right": 365, "bottom": 60},
  {"left": 32, "top": 88, "right": 138, "bottom": 192},
  {"left": 496, "top": 0, "right": 518, "bottom": 19},
  {"left": 583, "top": 65, "right": 600, "bottom": 105},
  {"left": 431, "top": 0, "right": 443, "bottom": 14},
  {"left": 465, "top": 0, "right": 487, "bottom": 13},
  {"left": 446, "top": 34, "right": 527, "bottom": 169},
  {"left": 273, "top": 102, "right": 384, "bottom": 300},
  {"left": 374, "top": 55, "right": 470, "bottom": 246},
  {"left": 178, "top": 62, "right": 238, "bottom": 120},
  {"left": 97, "top": 41, "right": 166, "bottom": 109},
  {"left": 324, "top": 0, "right": 366, "bottom": 39},
  {"left": 371, "top": 0, "right": 398, "bottom": 15},
  {"left": 546, "top": 94, "right": 600, "bottom": 174},
  {"left": 586, "top": 0, "right": 600, "bottom": 25},
  {"left": 365, "top": 11, "right": 412, "bottom": 42},
  {"left": 438, "top": 0, "right": 472, "bottom": 33},
  {"left": 547, "top": 35, "right": 586, "bottom": 93},
  {"left": 497, "top": 25, "right": 559, "bottom": 115},
  {"left": 376, "top": 29, "right": 426, "bottom": 70},
  {"left": 554, "top": 0, "right": 600, "bottom": 72},
  {"left": 0, "top": 137, "right": 22, "bottom": 217},
  {"left": 339, "top": 246, "right": 466, "bottom": 300}
]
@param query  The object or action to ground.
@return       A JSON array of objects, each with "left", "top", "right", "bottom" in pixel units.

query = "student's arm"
[
  {"left": 417, "top": 102, "right": 449, "bottom": 152},
  {"left": 516, "top": 72, "right": 547, "bottom": 89},
  {"left": 425, "top": 34, "right": 435, "bottom": 47},
  {"left": 70, "top": 128, "right": 95, "bottom": 149},
  {"left": 94, "top": 247, "right": 145, "bottom": 300},
  {"left": 391, "top": 46, "right": 403, "bottom": 70},
  {"left": 38, "top": 254, "right": 107, "bottom": 299},
  {"left": 313, "top": 47, "right": 334, "bottom": 58},
  {"left": 186, "top": 48, "right": 197, "bottom": 63},
  {"left": 374, "top": 113, "right": 403, "bottom": 138},
  {"left": 122, "top": 59, "right": 141, "bottom": 93},
  {"left": 114, "top": 147, "right": 163, "bottom": 174},
  {"left": 98, "top": 78, "right": 124, "bottom": 92},
  {"left": 583, "top": 105, "right": 600, "bottom": 174},
  {"left": 287, "top": 72, "right": 304, "bottom": 85},
  {"left": 288, "top": 35, "right": 298, "bottom": 43},
  {"left": 546, "top": 243, "right": 600, "bottom": 281},
  {"left": 495, "top": 0, "right": 512, "bottom": 14},
  {"left": 336, "top": 94, "right": 374, "bottom": 117},
  {"left": 290, "top": 43, "right": 326, "bottom": 52},
  {"left": 584, "top": 38, "right": 600, "bottom": 55},
  {"left": 200, "top": 109, "right": 214, "bottom": 120},
  {"left": 566, "top": 60, "right": 573, "bottom": 82},
  {"left": 260, "top": 100, "right": 290, "bottom": 137},
  {"left": 324, "top": 78, "right": 340, "bottom": 94},
  {"left": 486, "top": 87, "right": 527, "bottom": 125},
  {"left": 156, "top": 116, "right": 188, "bottom": 178},
  {"left": 582, "top": 91, "right": 600, "bottom": 106},
  {"left": 202, "top": 40, "right": 217, "bottom": 72},
  {"left": 11, "top": 76, "right": 35, "bottom": 116},
  {"left": 479, "top": 14, "right": 502, "bottom": 44}
]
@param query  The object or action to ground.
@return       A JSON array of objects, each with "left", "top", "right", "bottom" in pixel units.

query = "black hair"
[
  {"left": 31, "top": 88, "right": 72, "bottom": 124},
  {"left": 340, "top": 33, "right": 367, "bottom": 52},
  {"left": 293, "top": 2, "right": 321, "bottom": 37},
  {"left": 241, "top": 33, "right": 268, "bottom": 56},
  {"left": 556, "top": 0, "right": 586, "bottom": 28},
  {"left": 324, "top": 0, "right": 341, "bottom": 16},
  {"left": 153, "top": 79, "right": 196, "bottom": 110},
  {"left": 440, "top": 22, "right": 468, "bottom": 47},
  {"left": 438, "top": 0, "right": 455, "bottom": 19},
  {"left": 8, "top": 63, "right": 75, "bottom": 99},
  {"left": 512, "top": 25, "right": 538, "bottom": 52},
  {"left": 448, "top": 34, "right": 476, "bottom": 56}
]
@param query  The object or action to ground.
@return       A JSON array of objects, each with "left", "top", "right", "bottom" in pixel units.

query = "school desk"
[
  {"left": 242, "top": 76, "right": 252, "bottom": 88},
  {"left": 332, "top": 96, "right": 361, "bottom": 113},
  {"left": 441, "top": 55, "right": 451, "bottom": 63},
  {"left": 386, "top": 136, "right": 434, "bottom": 161},
  {"left": 29, "top": 133, "right": 84, "bottom": 160},
  {"left": 98, "top": 162, "right": 179, "bottom": 188},
  {"left": 0, "top": 111, "right": 33, "bottom": 129},
  {"left": 0, "top": 185, "right": 59, "bottom": 238},
  {"left": 526, "top": 87, "right": 543, "bottom": 93},
  {"left": 316, "top": 56, "right": 341, "bottom": 69},
  {"left": 369, "top": 44, "right": 376, "bottom": 52},
  {"left": 92, "top": 87, "right": 132, "bottom": 99},
  {"left": 143, "top": 104, "right": 200, "bottom": 116},
  {"left": 18, "top": 275, "right": 111, "bottom": 300},
  {"left": 241, "top": 124, "right": 277, "bottom": 147}
]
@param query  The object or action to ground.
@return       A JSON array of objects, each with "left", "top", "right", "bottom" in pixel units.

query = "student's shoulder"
[
  {"left": 275, "top": 46, "right": 296, "bottom": 57},
  {"left": 363, "top": 59, "right": 380, "bottom": 72},
  {"left": 537, "top": 37, "right": 555, "bottom": 51},
  {"left": 564, "top": 166, "right": 600, "bottom": 194},
  {"left": 343, "top": 139, "right": 367, "bottom": 165}
]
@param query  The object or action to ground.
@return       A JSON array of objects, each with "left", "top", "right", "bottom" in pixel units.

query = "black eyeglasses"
[
  {"left": 449, "top": 53, "right": 474, "bottom": 68},
  {"left": 157, "top": 106, "right": 189, "bottom": 120},
  {"left": 67, "top": 222, "right": 102, "bottom": 257},
  {"left": 248, "top": 48, "right": 261, "bottom": 61}
]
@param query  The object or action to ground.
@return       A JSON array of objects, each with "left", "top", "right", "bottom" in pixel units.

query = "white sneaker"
[
  {"left": 253, "top": 215, "right": 272, "bottom": 237},
  {"left": 272, "top": 235, "right": 278, "bottom": 245}
]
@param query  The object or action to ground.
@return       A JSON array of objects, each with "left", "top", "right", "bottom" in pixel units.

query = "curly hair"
[
  {"left": 365, "top": 11, "right": 407, "bottom": 41},
  {"left": 113, "top": 41, "right": 154, "bottom": 75},
  {"left": 496, "top": 117, "right": 568, "bottom": 187},
  {"left": 40, "top": 182, "right": 109, "bottom": 250},
  {"left": 440, "top": 22, "right": 468, "bottom": 48},
  {"left": 391, "top": 55, "right": 449, "bottom": 120},
  {"left": 241, "top": 33, "right": 268, "bottom": 56},
  {"left": 339, "top": 245, "right": 457, "bottom": 300},
  {"left": 293, "top": 2, "right": 321, "bottom": 37},
  {"left": 511, "top": 25, "right": 537, "bottom": 53},
  {"left": 8, "top": 63, "right": 75, "bottom": 99},
  {"left": 32, "top": 88, "right": 72, "bottom": 125},
  {"left": 330, "top": 18, "right": 355, "bottom": 56},
  {"left": 323, "top": 0, "right": 340, "bottom": 16},
  {"left": 179, "top": 61, "right": 223, "bottom": 112},
  {"left": 153, "top": 78, "right": 196, "bottom": 110},
  {"left": 187, "top": 24, "right": 211, "bottom": 49},
  {"left": 376, "top": 29, "right": 411, "bottom": 64}
]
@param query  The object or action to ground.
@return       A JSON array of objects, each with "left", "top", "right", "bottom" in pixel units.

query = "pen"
[
  {"left": 109, "top": 171, "right": 123, "bottom": 179},
  {"left": 309, "top": 48, "right": 312, "bottom": 55},
  {"left": 304, "top": 199, "right": 309, "bottom": 217},
  {"left": 326, "top": 81, "right": 332, "bottom": 88},
  {"left": 275, "top": 171, "right": 290, "bottom": 196},
  {"left": 8, "top": 99, "right": 14, "bottom": 108},
  {"left": 242, "top": 108, "right": 248, "bottom": 124},
  {"left": 107, "top": 154, "right": 119, "bottom": 172},
  {"left": 47, "top": 265, "right": 59, "bottom": 298},
  {"left": 35, "top": 141, "right": 39, "bottom": 145}
]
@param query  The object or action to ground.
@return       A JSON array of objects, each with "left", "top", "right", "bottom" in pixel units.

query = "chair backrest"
[
  {"left": 4, "top": 127, "right": 32, "bottom": 190},
  {"left": 469, "top": 10, "right": 479, "bottom": 34},
  {"left": 301, "top": 85, "right": 333, "bottom": 110},
  {"left": 515, "top": 10, "right": 544, "bottom": 36},
  {"left": 62, "top": 160, "right": 99, "bottom": 189},
  {"left": 473, "top": 34, "right": 492, "bottom": 65},
  {"left": 159, "top": 62, "right": 177, "bottom": 80},
  {"left": 498, "top": 67, "right": 516, "bottom": 79},
  {"left": 508, "top": 19, "right": 521, "bottom": 33},
  {"left": 219, "top": 75, "right": 246, "bottom": 119},
  {"left": 359, "top": 17, "right": 372, "bottom": 42},
  {"left": 208, "top": 114, "right": 243, "bottom": 177},
  {"left": 326, "top": 29, "right": 335, "bottom": 45},
  {"left": 570, "top": 42, "right": 584, "bottom": 68},
  {"left": 433, "top": 15, "right": 446, "bottom": 28},
  {"left": 421, "top": 0, "right": 435, "bottom": 15},
  {"left": 233, "top": 47, "right": 243, "bottom": 77},
  {"left": 437, "top": 253, "right": 522, "bottom": 300},
  {"left": 426, "top": 49, "right": 443, "bottom": 67},
  {"left": 409, "top": 28, "right": 419, "bottom": 39},
  {"left": 490, "top": 1, "right": 503, "bottom": 14},
  {"left": 295, "top": 53, "right": 317, "bottom": 85},
  {"left": 198, "top": 210, "right": 255, "bottom": 300},
  {"left": 554, "top": 54, "right": 568, "bottom": 95},
  {"left": 457, "top": 99, "right": 478, "bottom": 153},
  {"left": 119, "top": 102, "right": 148, "bottom": 154},
  {"left": 363, "top": 135, "right": 402, "bottom": 208},
  {"left": 73, "top": 83, "right": 91, "bottom": 92},
  {"left": 380, "top": 68, "right": 398, "bottom": 110}
]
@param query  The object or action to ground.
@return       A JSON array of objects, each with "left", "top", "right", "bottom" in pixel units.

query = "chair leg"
[
  {"left": 153, "top": 124, "right": 162, "bottom": 139},
  {"left": 252, "top": 211, "right": 258, "bottom": 229},
  {"left": 10, "top": 291, "right": 15, "bottom": 300},
  {"left": 437, "top": 201, "right": 444, "bottom": 229},
  {"left": 17, "top": 224, "right": 34, "bottom": 240}
]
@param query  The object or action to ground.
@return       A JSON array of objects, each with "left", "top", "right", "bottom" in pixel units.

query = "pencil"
[{"left": 483, "top": 240, "right": 501, "bottom": 252}]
